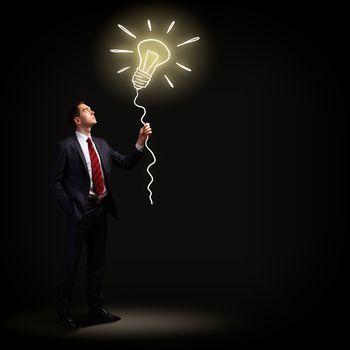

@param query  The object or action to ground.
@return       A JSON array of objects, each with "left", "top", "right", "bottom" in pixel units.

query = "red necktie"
[{"left": 87, "top": 137, "right": 105, "bottom": 196}]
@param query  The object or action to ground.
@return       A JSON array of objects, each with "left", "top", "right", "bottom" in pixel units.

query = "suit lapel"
[{"left": 72, "top": 135, "right": 89, "bottom": 174}]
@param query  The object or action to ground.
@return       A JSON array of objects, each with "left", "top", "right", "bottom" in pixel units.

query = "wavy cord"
[{"left": 133, "top": 89, "right": 156, "bottom": 205}]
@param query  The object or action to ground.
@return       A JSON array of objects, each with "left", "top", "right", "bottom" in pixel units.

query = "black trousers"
[{"left": 58, "top": 200, "right": 107, "bottom": 314}]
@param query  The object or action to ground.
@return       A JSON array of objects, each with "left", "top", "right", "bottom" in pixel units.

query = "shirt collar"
[{"left": 75, "top": 131, "right": 91, "bottom": 143}]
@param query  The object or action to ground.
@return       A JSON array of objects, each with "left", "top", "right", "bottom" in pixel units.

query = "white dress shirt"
[{"left": 75, "top": 131, "right": 107, "bottom": 197}]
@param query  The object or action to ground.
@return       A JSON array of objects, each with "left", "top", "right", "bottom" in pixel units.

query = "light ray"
[
  {"left": 166, "top": 21, "right": 175, "bottom": 33},
  {"left": 177, "top": 36, "right": 200, "bottom": 47},
  {"left": 164, "top": 75, "right": 174, "bottom": 88},
  {"left": 117, "top": 66, "right": 131, "bottom": 74},
  {"left": 117, "top": 24, "right": 137, "bottom": 39},
  {"left": 147, "top": 19, "right": 152, "bottom": 31},
  {"left": 176, "top": 62, "right": 192, "bottom": 72},
  {"left": 110, "top": 49, "right": 133, "bottom": 53}
]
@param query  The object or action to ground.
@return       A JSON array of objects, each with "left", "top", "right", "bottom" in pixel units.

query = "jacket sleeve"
[
  {"left": 48, "top": 143, "right": 73, "bottom": 214},
  {"left": 110, "top": 145, "right": 144, "bottom": 169}
]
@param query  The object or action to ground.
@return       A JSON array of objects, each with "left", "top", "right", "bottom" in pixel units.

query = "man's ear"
[{"left": 73, "top": 116, "right": 80, "bottom": 125}]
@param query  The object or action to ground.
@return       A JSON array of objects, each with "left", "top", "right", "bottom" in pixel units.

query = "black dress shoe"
[
  {"left": 89, "top": 307, "right": 121, "bottom": 323},
  {"left": 58, "top": 314, "right": 78, "bottom": 330}
]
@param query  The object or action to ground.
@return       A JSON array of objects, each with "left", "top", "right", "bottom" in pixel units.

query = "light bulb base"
[{"left": 132, "top": 68, "right": 152, "bottom": 90}]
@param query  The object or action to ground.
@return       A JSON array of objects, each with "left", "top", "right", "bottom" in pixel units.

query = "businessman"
[{"left": 49, "top": 102, "right": 152, "bottom": 329}]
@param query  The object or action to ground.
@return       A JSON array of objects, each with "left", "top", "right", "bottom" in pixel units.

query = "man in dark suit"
[{"left": 49, "top": 101, "right": 152, "bottom": 329}]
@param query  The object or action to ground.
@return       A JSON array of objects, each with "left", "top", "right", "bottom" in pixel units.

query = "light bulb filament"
[{"left": 142, "top": 50, "right": 159, "bottom": 73}]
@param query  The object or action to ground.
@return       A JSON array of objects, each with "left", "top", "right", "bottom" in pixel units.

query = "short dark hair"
[{"left": 67, "top": 101, "right": 85, "bottom": 127}]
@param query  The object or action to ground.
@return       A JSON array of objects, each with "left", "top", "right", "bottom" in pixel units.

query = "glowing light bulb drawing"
[
  {"left": 132, "top": 39, "right": 171, "bottom": 90},
  {"left": 110, "top": 19, "right": 200, "bottom": 205}
]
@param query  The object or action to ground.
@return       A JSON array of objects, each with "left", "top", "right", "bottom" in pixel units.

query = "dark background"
[{"left": 2, "top": 0, "right": 347, "bottom": 347}]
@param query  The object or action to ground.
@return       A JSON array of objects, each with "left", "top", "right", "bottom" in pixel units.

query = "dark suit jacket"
[{"left": 49, "top": 134, "right": 144, "bottom": 219}]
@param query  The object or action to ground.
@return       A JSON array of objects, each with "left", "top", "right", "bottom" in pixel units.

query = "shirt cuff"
[{"left": 135, "top": 142, "right": 144, "bottom": 152}]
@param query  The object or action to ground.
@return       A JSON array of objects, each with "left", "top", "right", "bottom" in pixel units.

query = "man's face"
[{"left": 75, "top": 103, "right": 97, "bottom": 127}]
